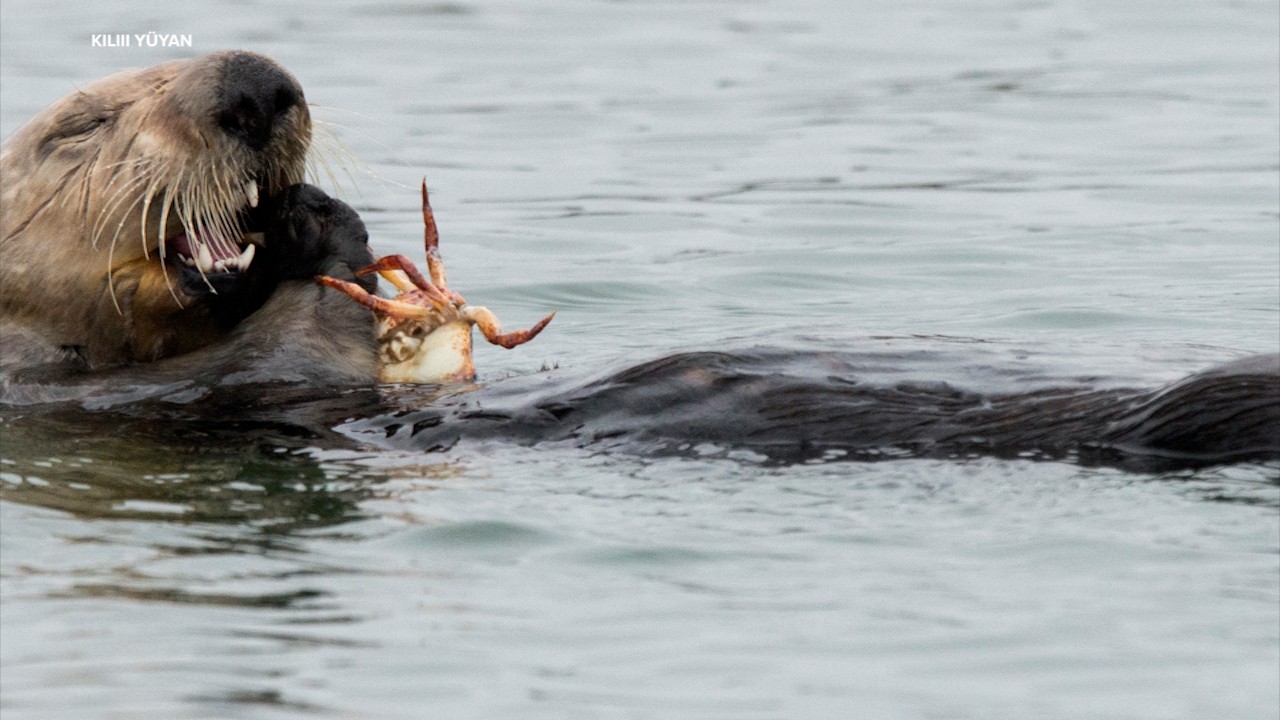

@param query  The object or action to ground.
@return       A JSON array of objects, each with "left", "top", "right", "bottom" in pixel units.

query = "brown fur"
[{"left": 0, "top": 51, "right": 311, "bottom": 372}]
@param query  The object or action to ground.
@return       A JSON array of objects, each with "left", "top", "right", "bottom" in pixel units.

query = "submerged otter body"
[
  {"left": 347, "top": 348, "right": 1279, "bottom": 472},
  {"left": 3, "top": 342, "right": 1273, "bottom": 473}
]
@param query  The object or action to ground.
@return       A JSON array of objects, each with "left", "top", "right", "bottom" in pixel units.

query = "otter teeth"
[
  {"left": 236, "top": 243, "right": 256, "bottom": 270},
  {"left": 178, "top": 240, "right": 256, "bottom": 273},
  {"left": 200, "top": 243, "right": 257, "bottom": 273},
  {"left": 246, "top": 180, "right": 259, "bottom": 209},
  {"left": 196, "top": 244, "right": 215, "bottom": 273}
]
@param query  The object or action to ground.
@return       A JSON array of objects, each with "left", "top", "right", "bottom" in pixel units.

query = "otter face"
[{"left": 0, "top": 51, "right": 316, "bottom": 365}]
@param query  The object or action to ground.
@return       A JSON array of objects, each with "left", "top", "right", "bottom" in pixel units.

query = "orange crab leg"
[
  {"left": 356, "top": 255, "right": 455, "bottom": 306},
  {"left": 421, "top": 180, "right": 468, "bottom": 306},
  {"left": 462, "top": 306, "right": 556, "bottom": 349},
  {"left": 421, "top": 179, "right": 448, "bottom": 289},
  {"left": 378, "top": 268, "right": 418, "bottom": 294},
  {"left": 315, "top": 275, "right": 430, "bottom": 320}
]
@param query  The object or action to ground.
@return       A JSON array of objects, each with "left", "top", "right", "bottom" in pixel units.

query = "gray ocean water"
[{"left": 1, "top": 1, "right": 1278, "bottom": 718}]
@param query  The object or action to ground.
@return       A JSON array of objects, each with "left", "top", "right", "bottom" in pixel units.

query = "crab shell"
[{"left": 378, "top": 316, "right": 475, "bottom": 384}]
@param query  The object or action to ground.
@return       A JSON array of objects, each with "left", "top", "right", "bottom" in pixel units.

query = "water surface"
[{"left": 1, "top": 1, "right": 1277, "bottom": 718}]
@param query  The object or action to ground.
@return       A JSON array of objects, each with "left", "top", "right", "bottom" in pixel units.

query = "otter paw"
[{"left": 258, "top": 184, "right": 375, "bottom": 289}]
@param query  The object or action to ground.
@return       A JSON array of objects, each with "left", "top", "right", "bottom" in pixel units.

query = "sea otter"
[
  {"left": 0, "top": 51, "right": 377, "bottom": 395},
  {"left": 1, "top": 53, "right": 1274, "bottom": 471},
  {"left": 3, "top": 51, "right": 312, "bottom": 369}
]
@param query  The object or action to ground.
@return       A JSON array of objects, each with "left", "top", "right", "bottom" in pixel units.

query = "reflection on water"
[
  {"left": 2, "top": 0, "right": 1278, "bottom": 718},
  {"left": 0, "top": 411, "right": 384, "bottom": 529}
]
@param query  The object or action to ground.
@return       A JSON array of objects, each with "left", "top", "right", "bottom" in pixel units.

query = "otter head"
[{"left": 0, "top": 51, "right": 313, "bottom": 367}]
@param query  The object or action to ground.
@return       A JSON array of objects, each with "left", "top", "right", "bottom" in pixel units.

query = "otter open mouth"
[
  {"left": 161, "top": 178, "right": 268, "bottom": 291},
  {"left": 168, "top": 230, "right": 258, "bottom": 274}
]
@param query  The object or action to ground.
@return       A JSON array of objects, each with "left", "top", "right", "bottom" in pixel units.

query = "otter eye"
[
  {"left": 409, "top": 326, "right": 425, "bottom": 338},
  {"left": 52, "top": 111, "right": 112, "bottom": 142}
]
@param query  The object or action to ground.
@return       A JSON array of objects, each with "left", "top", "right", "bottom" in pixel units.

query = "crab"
[{"left": 316, "top": 180, "right": 554, "bottom": 384}]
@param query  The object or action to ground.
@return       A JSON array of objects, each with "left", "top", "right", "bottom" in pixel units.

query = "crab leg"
[
  {"left": 378, "top": 268, "right": 418, "bottom": 294},
  {"left": 315, "top": 275, "right": 430, "bottom": 320},
  {"left": 462, "top": 306, "right": 557, "bottom": 349},
  {"left": 356, "top": 254, "right": 454, "bottom": 307},
  {"left": 358, "top": 252, "right": 464, "bottom": 316},
  {"left": 421, "top": 179, "right": 447, "bottom": 289},
  {"left": 421, "top": 180, "right": 468, "bottom": 306}
]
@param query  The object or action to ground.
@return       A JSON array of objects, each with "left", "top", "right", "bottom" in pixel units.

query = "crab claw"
[{"left": 462, "top": 306, "right": 556, "bottom": 349}]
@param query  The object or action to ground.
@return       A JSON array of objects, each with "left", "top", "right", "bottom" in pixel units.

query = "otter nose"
[{"left": 214, "top": 53, "right": 303, "bottom": 151}]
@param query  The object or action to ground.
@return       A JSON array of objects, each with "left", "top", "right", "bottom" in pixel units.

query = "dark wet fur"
[
  {"left": 5, "top": 343, "right": 1276, "bottom": 474},
  {"left": 347, "top": 349, "right": 1280, "bottom": 473}
]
